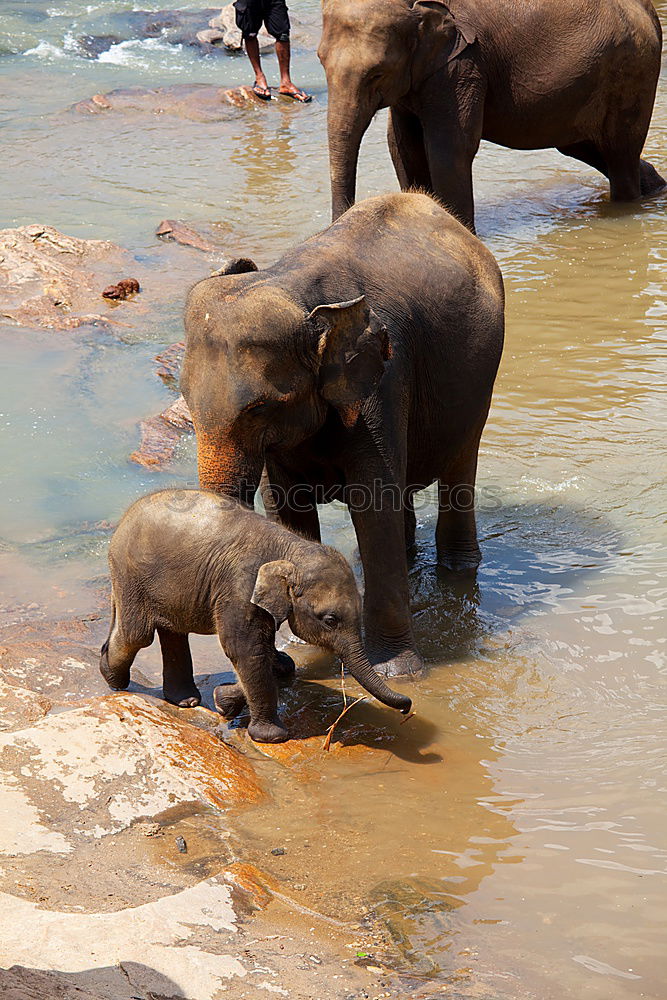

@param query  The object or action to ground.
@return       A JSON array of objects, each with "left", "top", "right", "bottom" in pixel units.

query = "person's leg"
[
  {"left": 245, "top": 35, "right": 270, "bottom": 97},
  {"left": 235, "top": 0, "right": 271, "bottom": 97},
  {"left": 265, "top": 0, "right": 310, "bottom": 101}
]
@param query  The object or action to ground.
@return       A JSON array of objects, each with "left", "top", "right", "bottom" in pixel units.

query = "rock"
[
  {"left": 0, "top": 616, "right": 108, "bottom": 703},
  {"left": 156, "top": 219, "right": 216, "bottom": 252},
  {"left": 129, "top": 395, "right": 194, "bottom": 469},
  {"left": 0, "top": 693, "right": 262, "bottom": 857},
  {"left": 196, "top": 26, "right": 225, "bottom": 45},
  {"left": 0, "top": 677, "right": 51, "bottom": 733},
  {"left": 0, "top": 965, "right": 117, "bottom": 1000},
  {"left": 72, "top": 84, "right": 273, "bottom": 122},
  {"left": 0, "top": 226, "right": 136, "bottom": 330},
  {"left": 366, "top": 877, "right": 460, "bottom": 976},
  {"left": 154, "top": 340, "right": 185, "bottom": 388},
  {"left": 101, "top": 277, "right": 140, "bottom": 300},
  {"left": 0, "top": 881, "right": 245, "bottom": 1000},
  {"left": 75, "top": 34, "right": 123, "bottom": 58},
  {"left": 209, "top": 3, "right": 274, "bottom": 51}
]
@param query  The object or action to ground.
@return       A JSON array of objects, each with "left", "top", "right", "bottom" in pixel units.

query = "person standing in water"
[{"left": 234, "top": 0, "right": 312, "bottom": 102}]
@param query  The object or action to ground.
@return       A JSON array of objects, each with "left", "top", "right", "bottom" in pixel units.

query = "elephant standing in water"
[
  {"left": 182, "top": 193, "right": 504, "bottom": 677},
  {"left": 318, "top": 0, "right": 665, "bottom": 230}
]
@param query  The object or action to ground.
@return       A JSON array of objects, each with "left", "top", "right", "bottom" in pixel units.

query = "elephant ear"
[
  {"left": 211, "top": 257, "right": 258, "bottom": 276},
  {"left": 251, "top": 560, "right": 297, "bottom": 627},
  {"left": 411, "top": 0, "right": 476, "bottom": 61},
  {"left": 309, "top": 296, "right": 390, "bottom": 430}
]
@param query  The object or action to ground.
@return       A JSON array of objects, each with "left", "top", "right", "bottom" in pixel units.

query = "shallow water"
[{"left": 1, "top": 2, "right": 666, "bottom": 997}]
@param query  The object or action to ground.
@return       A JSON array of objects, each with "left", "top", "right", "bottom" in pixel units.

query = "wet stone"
[
  {"left": 129, "top": 395, "right": 194, "bottom": 469},
  {"left": 155, "top": 218, "right": 216, "bottom": 252},
  {"left": 365, "top": 878, "right": 461, "bottom": 978},
  {"left": 0, "top": 226, "right": 136, "bottom": 331},
  {"left": 154, "top": 340, "right": 185, "bottom": 388},
  {"left": 72, "top": 84, "right": 280, "bottom": 123}
]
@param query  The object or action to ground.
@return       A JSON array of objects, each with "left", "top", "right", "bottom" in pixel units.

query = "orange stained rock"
[
  {"left": 101, "top": 694, "right": 264, "bottom": 808},
  {"left": 225, "top": 862, "right": 280, "bottom": 909}
]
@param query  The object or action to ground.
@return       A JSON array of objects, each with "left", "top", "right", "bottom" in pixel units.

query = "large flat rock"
[{"left": 0, "top": 693, "right": 262, "bottom": 857}]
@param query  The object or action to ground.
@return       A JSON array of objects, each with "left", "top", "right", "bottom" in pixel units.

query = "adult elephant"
[
  {"left": 181, "top": 193, "right": 504, "bottom": 677},
  {"left": 318, "top": 0, "right": 665, "bottom": 230}
]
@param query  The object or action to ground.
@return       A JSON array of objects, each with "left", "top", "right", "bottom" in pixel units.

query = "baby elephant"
[{"left": 100, "top": 490, "right": 411, "bottom": 742}]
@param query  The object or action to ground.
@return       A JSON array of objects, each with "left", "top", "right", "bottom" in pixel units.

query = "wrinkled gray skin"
[
  {"left": 99, "top": 489, "right": 411, "bottom": 743},
  {"left": 319, "top": 0, "right": 665, "bottom": 230},
  {"left": 182, "top": 193, "right": 504, "bottom": 679}
]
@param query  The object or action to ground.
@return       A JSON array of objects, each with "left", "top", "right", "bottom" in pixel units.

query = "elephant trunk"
[
  {"left": 342, "top": 639, "right": 412, "bottom": 714},
  {"left": 195, "top": 424, "right": 262, "bottom": 507},
  {"left": 327, "top": 93, "right": 377, "bottom": 221}
]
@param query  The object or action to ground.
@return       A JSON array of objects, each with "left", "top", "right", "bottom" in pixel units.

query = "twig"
[
  {"left": 399, "top": 711, "right": 416, "bottom": 725},
  {"left": 322, "top": 696, "right": 367, "bottom": 752}
]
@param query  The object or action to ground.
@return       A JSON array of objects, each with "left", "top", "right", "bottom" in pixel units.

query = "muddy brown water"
[{"left": 1, "top": 1, "right": 666, "bottom": 997}]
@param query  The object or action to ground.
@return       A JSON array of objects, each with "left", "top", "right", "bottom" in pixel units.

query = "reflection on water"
[{"left": 1, "top": 1, "right": 666, "bottom": 996}]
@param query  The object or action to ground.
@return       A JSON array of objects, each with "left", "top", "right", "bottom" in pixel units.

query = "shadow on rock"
[{"left": 0, "top": 962, "right": 192, "bottom": 1000}]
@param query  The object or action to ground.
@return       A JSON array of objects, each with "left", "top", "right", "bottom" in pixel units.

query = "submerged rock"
[
  {"left": 129, "top": 395, "right": 194, "bottom": 468},
  {"left": 366, "top": 877, "right": 461, "bottom": 977},
  {"left": 73, "top": 83, "right": 284, "bottom": 121},
  {"left": 0, "top": 226, "right": 135, "bottom": 330},
  {"left": 154, "top": 339, "right": 185, "bottom": 388},
  {"left": 156, "top": 218, "right": 216, "bottom": 252}
]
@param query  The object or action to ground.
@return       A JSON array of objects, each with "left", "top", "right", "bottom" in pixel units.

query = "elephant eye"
[{"left": 321, "top": 613, "right": 338, "bottom": 628}]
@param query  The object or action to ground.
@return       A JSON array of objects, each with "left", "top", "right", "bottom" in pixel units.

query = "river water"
[{"left": 1, "top": 2, "right": 666, "bottom": 998}]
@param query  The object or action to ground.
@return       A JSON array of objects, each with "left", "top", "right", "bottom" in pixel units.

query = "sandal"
[
  {"left": 252, "top": 82, "right": 272, "bottom": 101},
  {"left": 278, "top": 87, "right": 312, "bottom": 103}
]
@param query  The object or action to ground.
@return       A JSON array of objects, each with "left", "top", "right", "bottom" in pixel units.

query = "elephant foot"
[
  {"left": 639, "top": 159, "right": 666, "bottom": 198},
  {"left": 164, "top": 685, "right": 201, "bottom": 708},
  {"left": 273, "top": 650, "right": 296, "bottom": 682},
  {"left": 99, "top": 643, "right": 130, "bottom": 691},
  {"left": 366, "top": 633, "right": 423, "bottom": 678},
  {"left": 436, "top": 544, "right": 481, "bottom": 577},
  {"left": 213, "top": 682, "right": 247, "bottom": 720},
  {"left": 248, "top": 718, "right": 289, "bottom": 744}
]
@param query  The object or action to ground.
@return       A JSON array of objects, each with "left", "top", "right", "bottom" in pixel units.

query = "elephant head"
[
  {"left": 251, "top": 554, "right": 412, "bottom": 714},
  {"left": 318, "top": 0, "right": 476, "bottom": 219},
  {"left": 181, "top": 272, "right": 390, "bottom": 503}
]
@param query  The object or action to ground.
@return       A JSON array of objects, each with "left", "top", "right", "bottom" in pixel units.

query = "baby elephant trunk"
[{"left": 343, "top": 641, "right": 412, "bottom": 714}]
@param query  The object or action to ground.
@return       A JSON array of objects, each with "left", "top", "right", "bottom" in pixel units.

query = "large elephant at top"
[
  {"left": 181, "top": 193, "right": 504, "bottom": 677},
  {"left": 318, "top": 0, "right": 665, "bottom": 230}
]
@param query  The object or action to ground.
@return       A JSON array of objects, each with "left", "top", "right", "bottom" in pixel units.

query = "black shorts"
[{"left": 234, "top": 0, "right": 290, "bottom": 41}]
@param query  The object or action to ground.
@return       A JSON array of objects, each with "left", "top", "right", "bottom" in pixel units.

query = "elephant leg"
[
  {"left": 214, "top": 608, "right": 288, "bottom": 743},
  {"left": 213, "top": 682, "right": 247, "bottom": 719},
  {"left": 436, "top": 430, "right": 484, "bottom": 575},
  {"left": 387, "top": 107, "right": 432, "bottom": 191},
  {"left": 559, "top": 140, "right": 642, "bottom": 201},
  {"left": 557, "top": 140, "right": 608, "bottom": 179},
  {"left": 421, "top": 72, "right": 484, "bottom": 231},
  {"left": 262, "top": 458, "right": 321, "bottom": 542},
  {"left": 213, "top": 652, "right": 295, "bottom": 720},
  {"left": 639, "top": 159, "right": 666, "bottom": 198},
  {"left": 100, "top": 596, "right": 150, "bottom": 691},
  {"left": 157, "top": 628, "right": 200, "bottom": 707},
  {"left": 349, "top": 499, "right": 422, "bottom": 678},
  {"left": 557, "top": 140, "right": 665, "bottom": 201},
  {"left": 404, "top": 491, "right": 417, "bottom": 557}
]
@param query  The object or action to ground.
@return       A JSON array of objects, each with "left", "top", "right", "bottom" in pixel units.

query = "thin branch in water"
[{"left": 322, "top": 696, "right": 367, "bottom": 752}]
